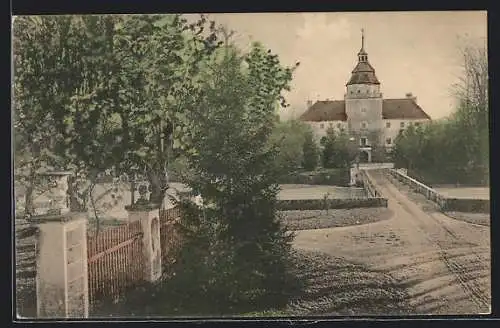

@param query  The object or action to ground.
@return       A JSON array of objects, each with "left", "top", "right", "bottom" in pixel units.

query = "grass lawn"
[{"left": 434, "top": 187, "right": 490, "bottom": 200}]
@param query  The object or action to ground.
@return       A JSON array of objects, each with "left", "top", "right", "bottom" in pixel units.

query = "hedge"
[
  {"left": 276, "top": 197, "right": 388, "bottom": 211},
  {"left": 279, "top": 168, "right": 350, "bottom": 186}
]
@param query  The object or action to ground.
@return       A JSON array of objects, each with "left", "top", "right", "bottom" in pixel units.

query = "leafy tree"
[
  {"left": 171, "top": 41, "right": 300, "bottom": 309},
  {"left": 320, "top": 128, "right": 357, "bottom": 169},
  {"left": 13, "top": 14, "right": 223, "bottom": 216},
  {"left": 269, "top": 119, "right": 311, "bottom": 174},
  {"left": 302, "top": 130, "right": 318, "bottom": 171},
  {"left": 13, "top": 16, "right": 83, "bottom": 216},
  {"left": 392, "top": 40, "right": 488, "bottom": 185}
]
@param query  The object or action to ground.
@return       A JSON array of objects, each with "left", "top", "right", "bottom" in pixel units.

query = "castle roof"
[
  {"left": 346, "top": 28, "right": 380, "bottom": 85},
  {"left": 299, "top": 98, "right": 431, "bottom": 122},
  {"left": 346, "top": 61, "right": 380, "bottom": 85},
  {"left": 300, "top": 30, "right": 431, "bottom": 122}
]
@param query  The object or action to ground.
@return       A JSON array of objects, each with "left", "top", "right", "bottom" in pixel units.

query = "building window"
[
  {"left": 386, "top": 137, "right": 392, "bottom": 145},
  {"left": 360, "top": 137, "right": 367, "bottom": 147},
  {"left": 400, "top": 122, "right": 405, "bottom": 128},
  {"left": 329, "top": 122, "right": 333, "bottom": 128},
  {"left": 415, "top": 122, "right": 420, "bottom": 127},
  {"left": 361, "top": 108, "right": 366, "bottom": 113},
  {"left": 399, "top": 129, "right": 404, "bottom": 135},
  {"left": 337, "top": 123, "right": 341, "bottom": 129},
  {"left": 361, "top": 122, "right": 367, "bottom": 129},
  {"left": 320, "top": 123, "right": 324, "bottom": 129},
  {"left": 357, "top": 90, "right": 360, "bottom": 93},
  {"left": 386, "top": 122, "right": 391, "bottom": 128}
]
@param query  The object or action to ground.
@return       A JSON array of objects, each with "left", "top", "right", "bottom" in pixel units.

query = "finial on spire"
[{"left": 361, "top": 28, "right": 365, "bottom": 50}]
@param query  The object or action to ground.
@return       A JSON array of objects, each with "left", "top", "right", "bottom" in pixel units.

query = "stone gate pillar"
[
  {"left": 125, "top": 203, "right": 162, "bottom": 282},
  {"left": 33, "top": 172, "right": 89, "bottom": 318}
]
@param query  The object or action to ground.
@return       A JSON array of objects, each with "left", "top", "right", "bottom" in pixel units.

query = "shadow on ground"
[{"left": 87, "top": 249, "right": 412, "bottom": 318}]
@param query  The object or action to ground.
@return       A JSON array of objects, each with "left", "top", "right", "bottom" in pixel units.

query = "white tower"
[{"left": 345, "top": 29, "right": 383, "bottom": 136}]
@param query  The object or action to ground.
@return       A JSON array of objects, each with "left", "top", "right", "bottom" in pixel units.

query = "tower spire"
[
  {"left": 361, "top": 28, "right": 365, "bottom": 50},
  {"left": 358, "top": 28, "right": 367, "bottom": 62}
]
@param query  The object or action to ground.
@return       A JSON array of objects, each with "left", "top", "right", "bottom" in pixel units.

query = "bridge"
[{"left": 293, "top": 168, "right": 490, "bottom": 314}]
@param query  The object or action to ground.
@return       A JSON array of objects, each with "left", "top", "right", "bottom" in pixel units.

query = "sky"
[{"left": 195, "top": 11, "right": 487, "bottom": 120}]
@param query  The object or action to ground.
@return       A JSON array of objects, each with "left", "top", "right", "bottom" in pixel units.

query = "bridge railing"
[
  {"left": 387, "top": 169, "right": 447, "bottom": 209},
  {"left": 359, "top": 170, "right": 383, "bottom": 198}
]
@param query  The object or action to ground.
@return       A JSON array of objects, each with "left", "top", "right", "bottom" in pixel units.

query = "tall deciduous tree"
[
  {"left": 13, "top": 14, "right": 224, "bottom": 214},
  {"left": 393, "top": 40, "right": 488, "bottom": 185}
]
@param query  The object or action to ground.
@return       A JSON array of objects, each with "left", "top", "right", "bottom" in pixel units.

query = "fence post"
[
  {"left": 125, "top": 203, "right": 162, "bottom": 282},
  {"left": 33, "top": 172, "right": 89, "bottom": 318}
]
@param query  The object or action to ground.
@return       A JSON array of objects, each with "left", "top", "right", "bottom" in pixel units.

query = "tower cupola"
[{"left": 347, "top": 28, "right": 380, "bottom": 86}]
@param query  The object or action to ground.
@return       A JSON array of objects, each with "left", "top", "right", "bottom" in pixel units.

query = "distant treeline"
[{"left": 392, "top": 42, "right": 488, "bottom": 186}]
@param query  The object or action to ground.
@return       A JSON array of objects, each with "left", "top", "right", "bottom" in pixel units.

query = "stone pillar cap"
[
  {"left": 29, "top": 211, "right": 87, "bottom": 223},
  {"left": 125, "top": 203, "right": 161, "bottom": 212}
]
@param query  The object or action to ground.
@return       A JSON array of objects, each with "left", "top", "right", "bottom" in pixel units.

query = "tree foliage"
[
  {"left": 13, "top": 14, "right": 223, "bottom": 215},
  {"left": 269, "top": 119, "right": 312, "bottom": 174},
  {"left": 302, "top": 130, "right": 319, "bottom": 171},
  {"left": 14, "top": 14, "right": 304, "bottom": 311},
  {"left": 320, "top": 128, "right": 357, "bottom": 169},
  {"left": 171, "top": 40, "right": 300, "bottom": 309},
  {"left": 392, "top": 41, "right": 488, "bottom": 185}
]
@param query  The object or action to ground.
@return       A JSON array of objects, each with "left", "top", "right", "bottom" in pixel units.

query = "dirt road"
[{"left": 293, "top": 169, "right": 490, "bottom": 315}]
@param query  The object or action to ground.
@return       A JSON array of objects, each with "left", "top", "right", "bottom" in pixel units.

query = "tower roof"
[{"left": 346, "top": 29, "right": 380, "bottom": 86}]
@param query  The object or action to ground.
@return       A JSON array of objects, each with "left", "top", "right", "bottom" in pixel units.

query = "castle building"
[{"left": 299, "top": 29, "right": 431, "bottom": 163}]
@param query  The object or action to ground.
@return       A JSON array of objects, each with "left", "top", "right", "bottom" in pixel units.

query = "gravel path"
[{"left": 293, "top": 169, "right": 490, "bottom": 315}]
